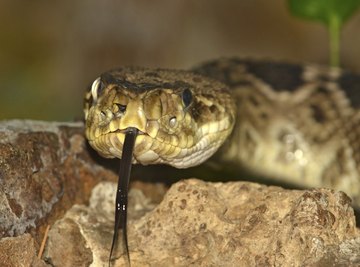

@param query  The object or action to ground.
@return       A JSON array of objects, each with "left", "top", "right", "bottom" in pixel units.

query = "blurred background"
[{"left": 1, "top": 0, "right": 360, "bottom": 121}]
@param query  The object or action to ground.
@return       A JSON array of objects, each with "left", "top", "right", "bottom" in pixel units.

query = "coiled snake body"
[{"left": 84, "top": 58, "right": 360, "bottom": 206}]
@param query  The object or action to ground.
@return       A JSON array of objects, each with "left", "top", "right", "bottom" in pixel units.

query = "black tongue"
[{"left": 109, "top": 128, "right": 138, "bottom": 266}]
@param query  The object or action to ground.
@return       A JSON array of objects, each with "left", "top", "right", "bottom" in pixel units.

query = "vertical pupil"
[{"left": 182, "top": 89, "right": 192, "bottom": 107}]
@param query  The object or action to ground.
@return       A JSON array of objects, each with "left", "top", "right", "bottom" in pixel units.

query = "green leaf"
[
  {"left": 288, "top": 0, "right": 360, "bottom": 67},
  {"left": 288, "top": 0, "right": 360, "bottom": 25}
]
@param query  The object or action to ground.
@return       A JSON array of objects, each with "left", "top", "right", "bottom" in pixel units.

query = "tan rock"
[
  {"left": 0, "top": 234, "right": 47, "bottom": 267},
  {"left": 1, "top": 120, "right": 360, "bottom": 266},
  {"left": 44, "top": 179, "right": 360, "bottom": 267}
]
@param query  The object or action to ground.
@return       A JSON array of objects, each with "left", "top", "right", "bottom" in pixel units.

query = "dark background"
[{"left": 1, "top": 0, "right": 360, "bottom": 120}]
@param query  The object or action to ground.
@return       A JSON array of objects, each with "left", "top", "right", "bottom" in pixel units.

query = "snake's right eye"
[
  {"left": 182, "top": 88, "right": 193, "bottom": 108},
  {"left": 91, "top": 77, "right": 105, "bottom": 103}
]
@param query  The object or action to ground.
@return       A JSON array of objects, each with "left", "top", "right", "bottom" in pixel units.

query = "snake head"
[{"left": 84, "top": 67, "right": 235, "bottom": 168}]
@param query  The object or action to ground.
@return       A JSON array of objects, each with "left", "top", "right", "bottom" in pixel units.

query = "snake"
[{"left": 83, "top": 58, "right": 360, "bottom": 263}]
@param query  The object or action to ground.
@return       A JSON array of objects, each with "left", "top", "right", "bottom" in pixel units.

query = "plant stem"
[{"left": 328, "top": 15, "right": 341, "bottom": 67}]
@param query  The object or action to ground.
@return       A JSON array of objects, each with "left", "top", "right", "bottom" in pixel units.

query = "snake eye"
[
  {"left": 91, "top": 77, "right": 105, "bottom": 103},
  {"left": 182, "top": 88, "right": 192, "bottom": 108}
]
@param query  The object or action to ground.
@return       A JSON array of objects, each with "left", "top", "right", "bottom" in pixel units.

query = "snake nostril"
[
  {"left": 169, "top": 116, "right": 177, "bottom": 127},
  {"left": 100, "top": 111, "right": 106, "bottom": 119},
  {"left": 116, "top": 103, "right": 127, "bottom": 113}
]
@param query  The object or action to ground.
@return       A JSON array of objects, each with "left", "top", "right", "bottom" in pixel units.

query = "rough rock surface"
[
  {"left": 2, "top": 120, "right": 360, "bottom": 266},
  {"left": 0, "top": 234, "right": 47, "bottom": 267},
  {"left": 44, "top": 179, "right": 360, "bottom": 267},
  {"left": 0, "top": 120, "right": 117, "bottom": 242}
]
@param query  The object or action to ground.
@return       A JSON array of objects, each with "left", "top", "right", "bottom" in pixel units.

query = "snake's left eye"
[
  {"left": 182, "top": 88, "right": 192, "bottom": 108},
  {"left": 91, "top": 77, "right": 105, "bottom": 103}
]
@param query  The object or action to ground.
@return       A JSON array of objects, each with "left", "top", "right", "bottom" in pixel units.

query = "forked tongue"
[{"left": 109, "top": 127, "right": 138, "bottom": 267}]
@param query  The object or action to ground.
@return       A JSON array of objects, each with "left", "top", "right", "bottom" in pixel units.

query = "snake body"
[{"left": 84, "top": 58, "right": 360, "bottom": 205}]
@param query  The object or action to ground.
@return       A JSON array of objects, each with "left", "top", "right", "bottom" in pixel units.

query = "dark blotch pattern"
[
  {"left": 194, "top": 58, "right": 304, "bottom": 91},
  {"left": 244, "top": 60, "right": 304, "bottom": 92},
  {"left": 338, "top": 72, "right": 360, "bottom": 108},
  {"left": 310, "top": 104, "right": 327, "bottom": 124}
]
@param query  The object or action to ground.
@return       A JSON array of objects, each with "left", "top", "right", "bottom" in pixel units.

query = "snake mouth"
[{"left": 113, "top": 127, "right": 146, "bottom": 136}]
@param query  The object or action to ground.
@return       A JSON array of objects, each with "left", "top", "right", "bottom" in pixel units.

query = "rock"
[
  {"left": 2, "top": 120, "right": 360, "bottom": 266},
  {"left": 43, "top": 181, "right": 158, "bottom": 267},
  {"left": 0, "top": 234, "right": 47, "bottom": 267},
  {"left": 0, "top": 120, "right": 117, "bottom": 243},
  {"left": 44, "top": 179, "right": 360, "bottom": 267},
  {"left": 0, "top": 119, "right": 168, "bottom": 265}
]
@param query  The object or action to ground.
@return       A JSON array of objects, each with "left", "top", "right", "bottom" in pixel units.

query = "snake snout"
[{"left": 117, "top": 100, "right": 147, "bottom": 133}]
